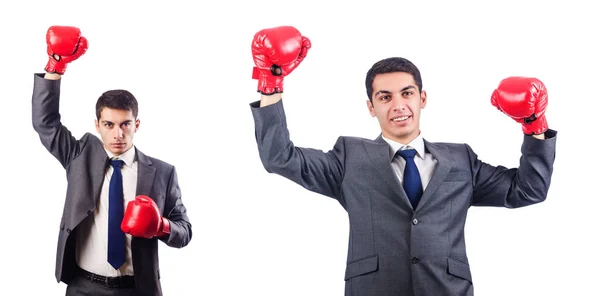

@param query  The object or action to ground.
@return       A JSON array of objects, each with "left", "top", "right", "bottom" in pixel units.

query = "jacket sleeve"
[
  {"left": 31, "top": 73, "right": 85, "bottom": 168},
  {"left": 159, "top": 166, "right": 192, "bottom": 248},
  {"left": 250, "top": 99, "right": 346, "bottom": 202},
  {"left": 470, "top": 130, "right": 557, "bottom": 208}
]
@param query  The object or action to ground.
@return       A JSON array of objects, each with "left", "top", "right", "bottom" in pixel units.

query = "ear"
[
  {"left": 366, "top": 100, "right": 376, "bottom": 117},
  {"left": 134, "top": 119, "right": 140, "bottom": 133},
  {"left": 420, "top": 90, "right": 427, "bottom": 109},
  {"left": 95, "top": 119, "right": 100, "bottom": 133}
]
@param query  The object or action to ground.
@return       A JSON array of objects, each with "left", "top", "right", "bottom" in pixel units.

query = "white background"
[{"left": 1, "top": 0, "right": 598, "bottom": 295}]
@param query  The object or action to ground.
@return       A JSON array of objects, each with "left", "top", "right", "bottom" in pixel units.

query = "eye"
[
  {"left": 104, "top": 123, "right": 113, "bottom": 127},
  {"left": 402, "top": 91, "right": 414, "bottom": 96},
  {"left": 380, "top": 95, "right": 391, "bottom": 101}
]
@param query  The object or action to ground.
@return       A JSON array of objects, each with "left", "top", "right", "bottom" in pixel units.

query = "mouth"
[
  {"left": 391, "top": 115, "right": 412, "bottom": 122},
  {"left": 112, "top": 143, "right": 125, "bottom": 147}
]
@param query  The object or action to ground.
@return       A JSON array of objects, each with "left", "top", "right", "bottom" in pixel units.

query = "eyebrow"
[
  {"left": 101, "top": 120, "right": 133, "bottom": 125},
  {"left": 374, "top": 85, "right": 417, "bottom": 97}
]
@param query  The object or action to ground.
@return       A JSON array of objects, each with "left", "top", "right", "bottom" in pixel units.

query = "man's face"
[
  {"left": 95, "top": 108, "right": 140, "bottom": 155},
  {"left": 367, "top": 72, "right": 427, "bottom": 144}
]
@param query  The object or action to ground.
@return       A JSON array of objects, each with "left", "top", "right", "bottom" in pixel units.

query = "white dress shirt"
[
  {"left": 382, "top": 134, "right": 438, "bottom": 191},
  {"left": 76, "top": 146, "right": 138, "bottom": 276}
]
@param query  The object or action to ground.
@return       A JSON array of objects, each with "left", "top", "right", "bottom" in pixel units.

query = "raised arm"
[
  {"left": 32, "top": 26, "right": 88, "bottom": 168},
  {"left": 472, "top": 76, "right": 557, "bottom": 207},
  {"left": 249, "top": 26, "right": 345, "bottom": 202}
]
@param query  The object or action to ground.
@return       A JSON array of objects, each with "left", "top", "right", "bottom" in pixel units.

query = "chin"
[
  {"left": 391, "top": 127, "right": 412, "bottom": 135},
  {"left": 110, "top": 150, "right": 123, "bottom": 156},
  {"left": 392, "top": 130, "right": 415, "bottom": 140},
  {"left": 107, "top": 146, "right": 127, "bottom": 155}
]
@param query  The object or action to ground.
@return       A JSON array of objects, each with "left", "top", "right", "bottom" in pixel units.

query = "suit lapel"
[
  {"left": 91, "top": 147, "right": 110, "bottom": 208},
  {"left": 134, "top": 148, "right": 157, "bottom": 202},
  {"left": 416, "top": 140, "right": 452, "bottom": 211},
  {"left": 364, "top": 136, "right": 413, "bottom": 210}
]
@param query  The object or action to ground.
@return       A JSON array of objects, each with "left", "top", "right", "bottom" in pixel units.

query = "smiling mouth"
[{"left": 391, "top": 115, "right": 411, "bottom": 122}]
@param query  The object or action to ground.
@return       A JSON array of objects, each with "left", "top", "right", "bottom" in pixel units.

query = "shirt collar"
[
  {"left": 382, "top": 134, "right": 426, "bottom": 162},
  {"left": 105, "top": 145, "right": 136, "bottom": 167}
]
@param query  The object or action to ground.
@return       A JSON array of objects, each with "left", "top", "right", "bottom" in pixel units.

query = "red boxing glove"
[
  {"left": 251, "top": 26, "right": 311, "bottom": 95},
  {"left": 121, "top": 195, "right": 170, "bottom": 239},
  {"left": 45, "top": 26, "right": 88, "bottom": 74},
  {"left": 491, "top": 76, "right": 549, "bottom": 135}
]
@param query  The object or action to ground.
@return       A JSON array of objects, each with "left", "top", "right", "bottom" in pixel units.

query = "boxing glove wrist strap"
[
  {"left": 253, "top": 67, "right": 284, "bottom": 95},
  {"left": 157, "top": 218, "right": 171, "bottom": 237},
  {"left": 45, "top": 58, "right": 66, "bottom": 75},
  {"left": 522, "top": 115, "right": 548, "bottom": 135}
]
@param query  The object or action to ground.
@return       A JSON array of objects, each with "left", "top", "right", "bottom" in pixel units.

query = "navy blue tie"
[
  {"left": 396, "top": 149, "right": 423, "bottom": 210},
  {"left": 108, "top": 159, "right": 126, "bottom": 270}
]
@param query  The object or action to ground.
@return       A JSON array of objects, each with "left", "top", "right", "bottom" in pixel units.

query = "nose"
[
  {"left": 113, "top": 127, "right": 124, "bottom": 140},
  {"left": 392, "top": 96, "right": 407, "bottom": 111}
]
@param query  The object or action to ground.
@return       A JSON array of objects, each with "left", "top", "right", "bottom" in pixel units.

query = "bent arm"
[
  {"left": 471, "top": 130, "right": 557, "bottom": 208},
  {"left": 159, "top": 167, "right": 192, "bottom": 248},
  {"left": 250, "top": 98, "right": 345, "bottom": 202}
]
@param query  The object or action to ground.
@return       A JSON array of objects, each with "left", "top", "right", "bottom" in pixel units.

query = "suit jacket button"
[
  {"left": 87, "top": 210, "right": 93, "bottom": 215},
  {"left": 412, "top": 218, "right": 418, "bottom": 225},
  {"left": 66, "top": 228, "right": 72, "bottom": 233},
  {"left": 412, "top": 257, "right": 420, "bottom": 264}
]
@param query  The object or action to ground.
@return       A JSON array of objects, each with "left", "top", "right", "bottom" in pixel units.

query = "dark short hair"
[
  {"left": 95, "top": 90, "right": 139, "bottom": 120},
  {"left": 365, "top": 57, "right": 423, "bottom": 102}
]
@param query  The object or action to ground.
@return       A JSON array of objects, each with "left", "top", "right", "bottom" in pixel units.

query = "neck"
[{"left": 382, "top": 131, "right": 420, "bottom": 145}]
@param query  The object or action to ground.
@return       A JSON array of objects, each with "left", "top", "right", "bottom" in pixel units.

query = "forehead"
[
  {"left": 372, "top": 72, "right": 417, "bottom": 90},
  {"left": 99, "top": 108, "right": 135, "bottom": 121}
]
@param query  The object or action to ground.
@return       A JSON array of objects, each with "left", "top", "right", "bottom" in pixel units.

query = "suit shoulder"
[
  {"left": 147, "top": 155, "right": 176, "bottom": 170},
  {"left": 426, "top": 140, "right": 471, "bottom": 154},
  {"left": 81, "top": 132, "right": 102, "bottom": 145},
  {"left": 77, "top": 132, "right": 105, "bottom": 153},
  {"left": 337, "top": 135, "right": 375, "bottom": 145}
]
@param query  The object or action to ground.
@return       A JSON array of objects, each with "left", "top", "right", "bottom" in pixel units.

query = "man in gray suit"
[
  {"left": 249, "top": 26, "right": 556, "bottom": 296},
  {"left": 32, "top": 26, "right": 192, "bottom": 296}
]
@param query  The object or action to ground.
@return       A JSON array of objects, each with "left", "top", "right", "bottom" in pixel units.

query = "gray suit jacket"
[
  {"left": 32, "top": 74, "right": 192, "bottom": 296},
  {"left": 250, "top": 100, "right": 556, "bottom": 296}
]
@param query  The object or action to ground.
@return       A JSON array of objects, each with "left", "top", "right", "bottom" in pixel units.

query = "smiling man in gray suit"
[
  {"left": 249, "top": 26, "right": 556, "bottom": 296},
  {"left": 32, "top": 26, "right": 192, "bottom": 296}
]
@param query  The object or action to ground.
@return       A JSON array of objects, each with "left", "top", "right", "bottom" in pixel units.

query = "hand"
[
  {"left": 251, "top": 26, "right": 311, "bottom": 95},
  {"left": 491, "top": 76, "right": 549, "bottom": 135},
  {"left": 121, "top": 195, "right": 170, "bottom": 238},
  {"left": 45, "top": 26, "right": 88, "bottom": 74}
]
